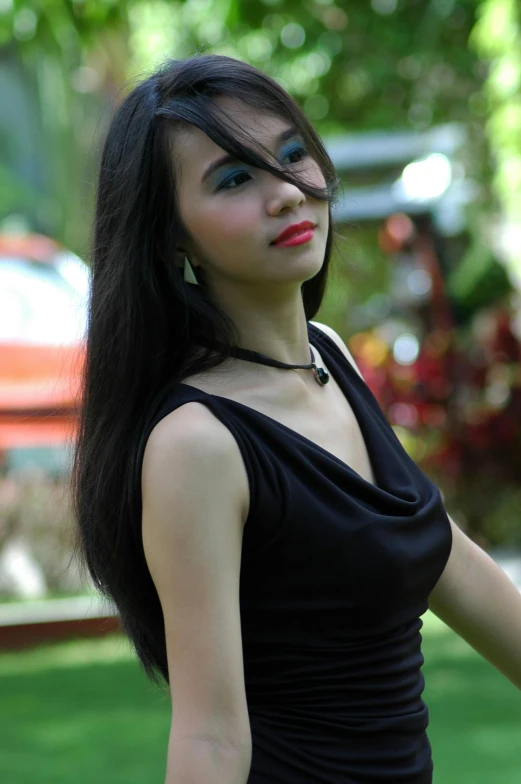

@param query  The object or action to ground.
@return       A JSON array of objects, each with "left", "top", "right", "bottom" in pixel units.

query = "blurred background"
[{"left": 1, "top": 1, "right": 521, "bottom": 782}]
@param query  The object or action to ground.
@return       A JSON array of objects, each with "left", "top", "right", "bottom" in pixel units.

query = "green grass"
[
  {"left": 422, "top": 612, "right": 521, "bottom": 783},
  {"left": 0, "top": 589, "right": 97, "bottom": 605},
  {"left": 0, "top": 612, "right": 520, "bottom": 783},
  {"left": 0, "top": 635, "right": 171, "bottom": 784}
]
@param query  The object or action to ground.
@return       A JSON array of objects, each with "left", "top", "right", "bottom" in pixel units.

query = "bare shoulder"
[
  {"left": 142, "top": 401, "right": 249, "bottom": 524},
  {"left": 309, "top": 320, "right": 365, "bottom": 380},
  {"left": 144, "top": 401, "right": 242, "bottom": 469}
]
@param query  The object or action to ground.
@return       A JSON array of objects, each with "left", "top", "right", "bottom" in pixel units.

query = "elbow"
[{"left": 164, "top": 733, "right": 252, "bottom": 784}]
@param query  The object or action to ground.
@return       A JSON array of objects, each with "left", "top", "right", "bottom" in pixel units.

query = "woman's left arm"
[{"left": 429, "top": 515, "right": 521, "bottom": 690}]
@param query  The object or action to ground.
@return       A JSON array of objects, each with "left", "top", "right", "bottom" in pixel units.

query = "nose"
[{"left": 265, "top": 175, "right": 305, "bottom": 216}]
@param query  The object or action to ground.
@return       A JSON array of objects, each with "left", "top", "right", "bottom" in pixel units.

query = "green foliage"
[
  {"left": 470, "top": 0, "right": 521, "bottom": 268},
  {"left": 0, "top": 0, "right": 493, "bottom": 255},
  {"left": 447, "top": 238, "right": 512, "bottom": 318},
  {"left": 124, "top": 0, "right": 487, "bottom": 135}
]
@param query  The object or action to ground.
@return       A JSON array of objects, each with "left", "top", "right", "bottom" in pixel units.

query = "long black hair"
[{"left": 70, "top": 53, "right": 339, "bottom": 687}]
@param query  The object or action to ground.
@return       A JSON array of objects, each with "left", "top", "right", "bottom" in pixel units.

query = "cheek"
[{"left": 185, "top": 197, "right": 258, "bottom": 253}]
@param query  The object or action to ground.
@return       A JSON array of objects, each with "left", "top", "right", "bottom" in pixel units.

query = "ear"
[
  {"left": 174, "top": 246, "right": 200, "bottom": 270},
  {"left": 174, "top": 247, "right": 186, "bottom": 270}
]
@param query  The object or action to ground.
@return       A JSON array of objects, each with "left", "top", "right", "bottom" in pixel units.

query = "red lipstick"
[{"left": 271, "top": 221, "right": 316, "bottom": 247}]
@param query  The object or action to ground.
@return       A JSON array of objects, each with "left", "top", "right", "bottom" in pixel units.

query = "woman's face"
[{"left": 173, "top": 96, "right": 329, "bottom": 297}]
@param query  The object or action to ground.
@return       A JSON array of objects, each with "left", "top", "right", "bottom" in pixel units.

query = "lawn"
[
  {"left": 0, "top": 612, "right": 520, "bottom": 783},
  {"left": 422, "top": 612, "right": 521, "bottom": 783}
]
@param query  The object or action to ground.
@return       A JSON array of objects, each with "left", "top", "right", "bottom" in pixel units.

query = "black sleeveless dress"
[{"left": 148, "top": 322, "right": 453, "bottom": 783}]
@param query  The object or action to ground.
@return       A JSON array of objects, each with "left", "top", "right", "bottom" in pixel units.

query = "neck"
[{"left": 209, "top": 285, "right": 312, "bottom": 365}]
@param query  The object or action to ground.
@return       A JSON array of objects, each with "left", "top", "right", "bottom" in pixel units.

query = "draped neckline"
[{"left": 179, "top": 326, "right": 385, "bottom": 494}]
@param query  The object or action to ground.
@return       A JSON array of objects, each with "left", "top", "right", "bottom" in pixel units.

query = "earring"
[{"left": 183, "top": 256, "right": 199, "bottom": 285}]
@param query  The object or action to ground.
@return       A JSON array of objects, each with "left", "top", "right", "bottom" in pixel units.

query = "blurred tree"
[
  {"left": 1, "top": 1, "right": 520, "bottom": 548},
  {"left": 0, "top": 0, "right": 130, "bottom": 253},
  {"left": 0, "top": 0, "right": 496, "bottom": 255},
  {"left": 469, "top": 0, "right": 521, "bottom": 285}
]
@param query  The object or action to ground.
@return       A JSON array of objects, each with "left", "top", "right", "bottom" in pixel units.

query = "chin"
[{"left": 277, "top": 257, "right": 324, "bottom": 285}]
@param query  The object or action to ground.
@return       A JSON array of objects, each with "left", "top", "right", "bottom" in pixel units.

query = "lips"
[{"left": 271, "top": 220, "right": 316, "bottom": 245}]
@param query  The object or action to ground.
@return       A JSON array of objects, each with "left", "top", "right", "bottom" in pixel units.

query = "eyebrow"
[{"left": 201, "top": 125, "right": 301, "bottom": 183}]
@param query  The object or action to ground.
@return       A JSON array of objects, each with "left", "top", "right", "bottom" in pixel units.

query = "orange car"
[{"left": 0, "top": 234, "right": 89, "bottom": 476}]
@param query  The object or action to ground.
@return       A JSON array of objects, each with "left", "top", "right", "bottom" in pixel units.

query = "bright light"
[
  {"left": 0, "top": 259, "right": 88, "bottom": 344},
  {"left": 407, "top": 269, "right": 432, "bottom": 298},
  {"left": 393, "top": 333, "right": 420, "bottom": 365},
  {"left": 54, "top": 251, "right": 91, "bottom": 297},
  {"left": 396, "top": 154, "right": 452, "bottom": 202}
]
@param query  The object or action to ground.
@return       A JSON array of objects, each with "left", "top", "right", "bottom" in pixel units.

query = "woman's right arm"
[{"left": 141, "top": 402, "right": 252, "bottom": 784}]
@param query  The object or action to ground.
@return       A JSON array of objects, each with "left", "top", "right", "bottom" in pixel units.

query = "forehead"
[{"left": 173, "top": 96, "right": 295, "bottom": 184}]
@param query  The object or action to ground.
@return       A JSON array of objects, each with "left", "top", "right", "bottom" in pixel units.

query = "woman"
[{"left": 71, "top": 54, "right": 521, "bottom": 783}]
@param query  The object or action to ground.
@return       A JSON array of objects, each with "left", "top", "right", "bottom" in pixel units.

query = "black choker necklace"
[{"left": 195, "top": 336, "right": 330, "bottom": 386}]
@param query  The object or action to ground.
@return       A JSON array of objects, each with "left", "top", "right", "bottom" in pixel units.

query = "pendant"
[{"left": 312, "top": 365, "right": 330, "bottom": 385}]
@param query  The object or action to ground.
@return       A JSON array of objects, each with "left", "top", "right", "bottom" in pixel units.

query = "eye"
[
  {"left": 282, "top": 144, "right": 309, "bottom": 165},
  {"left": 217, "top": 170, "right": 251, "bottom": 191}
]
